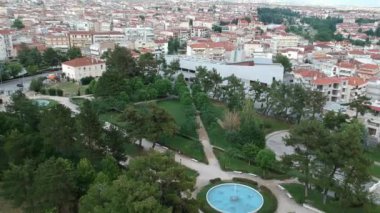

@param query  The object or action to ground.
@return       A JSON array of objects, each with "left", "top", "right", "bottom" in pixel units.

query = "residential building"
[
  {"left": 366, "top": 78, "right": 380, "bottom": 101},
  {"left": 311, "top": 77, "right": 350, "bottom": 103},
  {"left": 44, "top": 33, "right": 69, "bottom": 50},
  {"left": 0, "top": 30, "right": 14, "bottom": 60},
  {"left": 92, "top": 32, "right": 126, "bottom": 45},
  {"left": 68, "top": 31, "right": 93, "bottom": 49},
  {"left": 62, "top": 57, "right": 106, "bottom": 81},
  {"left": 125, "top": 27, "right": 154, "bottom": 42}
]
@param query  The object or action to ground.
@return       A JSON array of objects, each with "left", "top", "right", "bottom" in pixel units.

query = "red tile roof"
[
  {"left": 312, "top": 77, "right": 345, "bottom": 85},
  {"left": 295, "top": 69, "right": 327, "bottom": 79},
  {"left": 359, "top": 64, "right": 379, "bottom": 70},
  {"left": 338, "top": 61, "right": 356, "bottom": 69},
  {"left": 346, "top": 76, "right": 366, "bottom": 86},
  {"left": 62, "top": 57, "right": 104, "bottom": 67}
]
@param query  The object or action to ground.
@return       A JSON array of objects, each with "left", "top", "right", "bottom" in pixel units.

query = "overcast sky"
[{"left": 279, "top": 0, "right": 380, "bottom": 7}]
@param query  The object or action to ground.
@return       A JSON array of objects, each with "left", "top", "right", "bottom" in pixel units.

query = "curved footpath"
[{"left": 29, "top": 94, "right": 312, "bottom": 213}]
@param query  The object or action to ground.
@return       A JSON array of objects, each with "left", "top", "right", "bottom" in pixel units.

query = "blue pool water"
[
  {"left": 206, "top": 183, "right": 264, "bottom": 213},
  {"left": 34, "top": 99, "right": 50, "bottom": 107}
]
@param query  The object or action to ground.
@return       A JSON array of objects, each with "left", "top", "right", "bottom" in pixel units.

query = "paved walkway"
[
  {"left": 266, "top": 130, "right": 294, "bottom": 161},
  {"left": 31, "top": 95, "right": 312, "bottom": 213}
]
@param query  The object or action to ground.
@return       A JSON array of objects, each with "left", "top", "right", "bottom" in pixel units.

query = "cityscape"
[{"left": 1, "top": 0, "right": 380, "bottom": 212}]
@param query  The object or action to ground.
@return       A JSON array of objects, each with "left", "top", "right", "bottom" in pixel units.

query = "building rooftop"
[{"left": 62, "top": 57, "right": 104, "bottom": 67}]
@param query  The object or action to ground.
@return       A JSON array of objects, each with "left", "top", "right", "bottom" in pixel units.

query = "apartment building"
[
  {"left": 124, "top": 27, "right": 154, "bottom": 42},
  {"left": 311, "top": 77, "right": 350, "bottom": 103},
  {"left": 68, "top": 31, "right": 93, "bottom": 49},
  {"left": 92, "top": 32, "right": 126, "bottom": 45},
  {"left": 44, "top": 33, "right": 69, "bottom": 50},
  {"left": 270, "top": 35, "right": 299, "bottom": 53},
  {"left": 0, "top": 30, "right": 14, "bottom": 60}
]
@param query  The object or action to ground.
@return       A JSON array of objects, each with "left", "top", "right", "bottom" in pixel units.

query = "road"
[{"left": 0, "top": 71, "right": 61, "bottom": 95}]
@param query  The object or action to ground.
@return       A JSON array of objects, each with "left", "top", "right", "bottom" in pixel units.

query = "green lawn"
[
  {"left": 160, "top": 135, "right": 207, "bottom": 163},
  {"left": 99, "top": 111, "right": 126, "bottom": 128},
  {"left": 204, "top": 102, "right": 291, "bottom": 149},
  {"left": 366, "top": 146, "right": 380, "bottom": 162},
  {"left": 197, "top": 180, "right": 278, "bottom": 213},
  {"left": 157, "top": 100, "right": 198, "bottom": 138},
  {"left": 214, "top": 149, "right": 289, "bottom": 180},
  {"left": 47, "top": 82, "right": 88, "bottom": 97},
  {"left": 157, "top": 100, "right": 207, "bottom": 163},
  {"left": 70, "top": 97, "right": 88, "bottom": 108},
  {"left": 123, "top": 143, "right": 145, "bottom": 157},
  {"left": 282, "top": 183, "right": 380, "bottom": 213},
  {"left": 369, "top": 164, "right": 380, "bottom": 179}
]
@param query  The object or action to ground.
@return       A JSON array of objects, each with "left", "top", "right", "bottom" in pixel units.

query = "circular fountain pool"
[
  {"left": 206, "top": 183, "right": 264, "bottom": 213},
  {"left": 34, "top": 99, "right": 50, "bottom": 107}
]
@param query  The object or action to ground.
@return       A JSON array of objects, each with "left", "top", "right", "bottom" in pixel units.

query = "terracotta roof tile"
[{"left": 62, "top": 57, "right": 105, "bottom": 67}]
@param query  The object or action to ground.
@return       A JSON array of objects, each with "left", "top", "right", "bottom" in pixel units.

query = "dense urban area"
[{"left": 1, "top": 0, "right": 380, "bottom": 213}]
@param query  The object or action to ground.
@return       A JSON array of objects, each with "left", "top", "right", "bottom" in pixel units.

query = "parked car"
[{"left": 16, "top": 83, "right": 23, "bottom": 87}]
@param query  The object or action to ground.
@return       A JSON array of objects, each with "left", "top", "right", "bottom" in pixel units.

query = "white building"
[
  {"left": 270, "top": 35, "right": 299, "bottom": 53},
  {"left": 0, "top": 30, "right": 14, "bottom": 60},
  {"left": 92, "top": 32, "right": 126, "bottom": 45},
  {"left": 62, "top": 57, "right": 106, "bottom": 81},
  {"left": 125, "top": 27, "right": 154, "bottom": 42},
  {"left": 166, "top": 56, "right": 284, "bottom": 86}
]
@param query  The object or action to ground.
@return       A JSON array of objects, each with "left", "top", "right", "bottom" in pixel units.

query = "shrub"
[
  {"left": 56, "top": 89, "right": 63, "bottom": 96},
  {"left": 232, "top": 177, "right": 258, "bottom": 186},
  {"left": 29, "top": 78, "right": 44, "bottom": 92},
  {"left": 48, "top": 88, "right": 56, "bottom": 96},
  {"left": 209, "top": 178, "right": 222, "bottom": 184},
  {"left": 80, "top": 76, "right": 95, "bottom": 85},
  {"left": 40, "top": 88, "right": 46, "bottom": 95}
]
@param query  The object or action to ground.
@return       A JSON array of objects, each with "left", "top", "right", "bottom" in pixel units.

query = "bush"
[
  {"left": 29, "top": 78, "right": 44, "bottom": 92},
  {"left": 80, "top": 76, "right": 95, "bottom": 85},
  {"left": 232, "top": 177, "right": 258, "bottom": 186},
  {"left": 56, "top": 89, "right": 63, "bottom": 96},
  {"left": 40, "top": 88, "right": 46, "bottom": 95},
  {"left": 209, "top": 178, "right": 222, "bottom": 184},
  {"left": 48, "top": 88, "right": 56, "bottom": 96}
]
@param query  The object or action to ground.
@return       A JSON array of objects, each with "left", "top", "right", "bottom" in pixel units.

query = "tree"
[
  {"left": 222, "top": 75, "right": 245, "bottom": 111},
  {"left": 77, "top": 101, "right": 103, "bottom": 148},
  {"left": 6, "top": 62, "right": 23, "bottom": 78},
  {"left": 163, "top": 59, "right": 180, "bottom": 78},
  {"left": 344, "top": 95, "right": 370, "bottom": 118},
  {"left": 145, "top": 104, "right": 177, "bottom": 148},
  {"left": 255, "top": 149, "right": 276, "bottom": 177},
  {"left": 323, "top": 111, "right": 349, "bottom": 130},
  {"left": 32, "top": 157, "right": 78, "bottom": 213},
  {"left": 103, "top": 126, "right": 130, "bottom": 161},
  {"left": 168, "top": 37, "right": 180, "bottom": 55},
  {"left": 12, "top": 18, "right": 25, "bottom": 29},
  {"left": 212, "top": 24, "right": 222, "bottom": 33},
  {"left": 138, "top": 53, "right": 158, "bottom": 80},
  {"left": 209, "top": 68, "right": 223, "bottom": 99},
  {"left": 284, "top": 120, "right": 329, "bottom": 197},
  {"left": 43, "top": 47, "right": 59, "bottom": 66},
  {"left": 274, "top": 54, "right": 292, "bottom": 72},
  {"left": 123, "top": 105, "right": 149, "bottom": 147},
  {"left": 127, "top": 152, "right": 196, "bottom": 211},
  {"left": 308, "top": 90, "right": 326, "bottom": 118},
  {"left": 222, "top": 110, "right": 241, "bottom": 132},
  {"left": 29, "top": 77, "right": 44, "bottom": 92},
  {"left": 242, "top": 143, "right": 260, "bottom": 165},
  {"left": 79, "top": 175, "right": 169, "bottom": 213},
  {"left": 1, "top": 160, "right": 35, "bottom": 210},
  {"left": 75, "top": 158, "right": 95, "bottom": 196},
  {"left": 66, "top": 47, "right": 82, "bottom": 60},
  {"left": 249, "top": 81, "right": 267, "bottom": 104},
  {"left": 105, "top": 46, "right": 138, "bottom": 77},
  {"left": 39, "top": 104, "right": 77, "bottom": 158}
]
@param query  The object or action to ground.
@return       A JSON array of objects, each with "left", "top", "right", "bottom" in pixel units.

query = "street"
[{"left": 0, "top": 71, "right": 62, "bottom": 95}]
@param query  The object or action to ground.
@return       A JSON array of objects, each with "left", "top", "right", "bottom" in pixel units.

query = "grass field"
[
  {"left": 70, "top": 97, "right": 88, "bottom": 108},
  {"left": 197, "top": 180, "right": 278, "bottom": 213},
  {"left": 365, "top": 146, "right": 380, "bottom": 162},
  {"left": 282, "top": 183, "right": 380, "bottom": 213},
  {"left": 157, "top": 100, "right": 198, "bottom": 138},
  {"left": 214, "top": 149, "right": 289, "bottom": 180},
  {"left": 157, "top": 100, "right": 206, "bottom": 163},
  {"left": 47, "top": 82, "right": 88, "bottom": 97},
  {"left": 99, "top": 111, "right": 126, "bottom": 128},
  {"left": 369, "top": 164, "right": 380, "bottom": 179}
]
